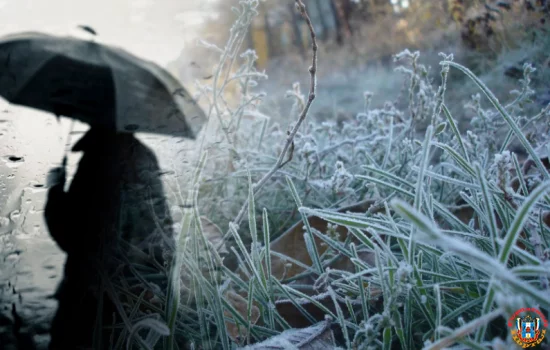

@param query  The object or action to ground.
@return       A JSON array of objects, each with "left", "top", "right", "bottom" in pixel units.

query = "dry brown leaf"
[
  {"left": 238, "top": 317, "right": 336, "bottom": 350},
  {"left": 267, "top": 199, "right": 379, "bottom": 284},
  {"left": 223, "top": 289, "right": 260, "bottom": 344}
]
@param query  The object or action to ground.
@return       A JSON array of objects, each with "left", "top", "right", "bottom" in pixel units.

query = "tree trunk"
[{"left": 332, "top": 0, "right": 353, "bottom": 44}]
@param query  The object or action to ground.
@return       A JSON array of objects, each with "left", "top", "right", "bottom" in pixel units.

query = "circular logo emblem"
[{"left": 508, "top": 308, "right": 548, "bottom": 348}]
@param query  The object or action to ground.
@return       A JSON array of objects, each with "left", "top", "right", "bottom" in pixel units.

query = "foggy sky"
[{"left": 0, "top": 0, "right": 218, "bottom": 66}]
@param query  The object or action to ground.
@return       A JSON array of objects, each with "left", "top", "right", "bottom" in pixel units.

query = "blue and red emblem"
[{"left": 509, "top": 307, "right": 548, "bottom": 348}]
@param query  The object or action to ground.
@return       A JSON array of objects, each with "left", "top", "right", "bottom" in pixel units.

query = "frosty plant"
[{"left": 119, "top": 0, "right": 550, "bottom": 348}]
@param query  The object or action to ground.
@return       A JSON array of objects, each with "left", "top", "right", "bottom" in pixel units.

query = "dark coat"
[{"left": 45, "top": 128, "right": 174, "bottom": 349}]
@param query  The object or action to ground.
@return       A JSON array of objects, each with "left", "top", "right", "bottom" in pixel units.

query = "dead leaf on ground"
[
  {"left": 267, "top": 199, "right": 380, "bottom": 284},
  {"left": 238, "top": 317, "right": 336, "bottom": 350},
  {"left": 223, "top": 289, "right": 260, "bottom": 345}
]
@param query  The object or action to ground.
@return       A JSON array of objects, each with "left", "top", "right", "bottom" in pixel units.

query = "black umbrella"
[{"left": 0, "top": 31, "right": 206, "bottom": 138}]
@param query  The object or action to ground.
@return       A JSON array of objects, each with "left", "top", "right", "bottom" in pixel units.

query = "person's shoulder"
[
  {"left": 123, "top": 136, "right": 160, "bottom": 167},
  {"left": 130, "top": 137, "right": 155, "bottom": 155}
]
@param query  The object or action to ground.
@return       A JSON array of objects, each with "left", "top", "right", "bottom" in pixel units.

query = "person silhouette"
[{"left": 44, "top": 127, "right": 175, "bottom": 349}]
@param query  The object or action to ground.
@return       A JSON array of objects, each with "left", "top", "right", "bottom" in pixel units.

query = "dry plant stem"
[{"left": 229, "top": 0, "right": 318, "bottom": 229}]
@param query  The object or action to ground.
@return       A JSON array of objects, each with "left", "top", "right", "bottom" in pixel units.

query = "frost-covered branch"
[{"left": 229, "top": 0, "right": 318, "bottom": 229}]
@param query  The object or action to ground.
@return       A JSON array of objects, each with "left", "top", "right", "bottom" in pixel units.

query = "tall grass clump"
[{"left": 116, "top": 0, "right": 550, "bottom": 349}]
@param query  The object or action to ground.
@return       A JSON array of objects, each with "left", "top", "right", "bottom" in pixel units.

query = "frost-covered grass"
[{"left": 115, "top": 1, "right": 550, "bottom": 349}]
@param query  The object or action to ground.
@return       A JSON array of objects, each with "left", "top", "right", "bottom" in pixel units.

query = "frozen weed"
[{"left": 119, "top": 1, "right": 550, "bottom": 349}]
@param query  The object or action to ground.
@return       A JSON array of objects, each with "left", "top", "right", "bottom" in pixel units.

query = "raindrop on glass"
[
  {"left": 9, "top": 210, "right": 21, "bottom": 223},
  {"left": 3, "top": 155, "right": 25, "bottom": 168}
]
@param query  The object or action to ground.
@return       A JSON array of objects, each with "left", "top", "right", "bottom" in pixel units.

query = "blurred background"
[
  {"left": 171, "top": 0, "right": 549, "bottom": 128},
  {"left": 0, "top": 0, "right": 548, "bottom": 348}
]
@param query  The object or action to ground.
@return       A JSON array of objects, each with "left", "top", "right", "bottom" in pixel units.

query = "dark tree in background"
[{"left": 332, "top": 0, "right": 354, "bottom": 44}]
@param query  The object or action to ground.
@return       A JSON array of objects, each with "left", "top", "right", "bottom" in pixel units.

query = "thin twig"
[{"left": 226, "top": 0, "right": 318, "bottom": 233}]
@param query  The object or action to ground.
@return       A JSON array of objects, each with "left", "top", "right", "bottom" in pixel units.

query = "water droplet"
[
  {"left": 8, "top": 156, "right": 23, "bottom": 162},
  {"left": 3, "top": 155, "right": 25, "bottom": 168},
  {"left": 5, "top": 251, "right": 21, "bottom": 263},
  {"left": 9, "top": 210, "right": 20, "bottom": 222},
  {"left": 42, "top": 264, "right": 55, "bottom": 271},
  {"left": 159, "top": 170, "right": 175, "bottom": 176},
  {"left": 29, "top": 182, "right": 46, "bottom": 194},
  {"left": 29, "top": 207, "right": 43, "bottom": 215}
]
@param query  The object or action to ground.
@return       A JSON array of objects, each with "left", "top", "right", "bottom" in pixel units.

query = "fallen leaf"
[
  {"left": 224, "top": 290, "right": 260, "bottom": 344},
  {"left": 238, "top": 317, "right": 336, "bottom": 350},
  {"left": 268, "top": 199, "right": 379, "bottom": 284}
]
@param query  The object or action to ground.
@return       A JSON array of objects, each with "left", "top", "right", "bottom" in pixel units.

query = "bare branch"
[{"left": 221, "top": 0, "right": 318, "bottom": 245}]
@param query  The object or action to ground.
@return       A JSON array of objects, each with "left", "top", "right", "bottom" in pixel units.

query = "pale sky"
[{"left": 0, "top": 0, "right": 218, "bottom": 67}]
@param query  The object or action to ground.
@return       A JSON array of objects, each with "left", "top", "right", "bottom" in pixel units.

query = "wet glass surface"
[
  {"left": 0, "top": 1, "right": 213, "bottom": 348},
  {"left": 0, "top": 100, "right": 198, "bottom": 348},
  {"left": 0, "top": 102, "right": 70, "bottom": 349}
]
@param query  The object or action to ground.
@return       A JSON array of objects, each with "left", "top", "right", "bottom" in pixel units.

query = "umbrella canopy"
[{"left": 0, "top": 31, "right": 206, "bottom": 138}]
